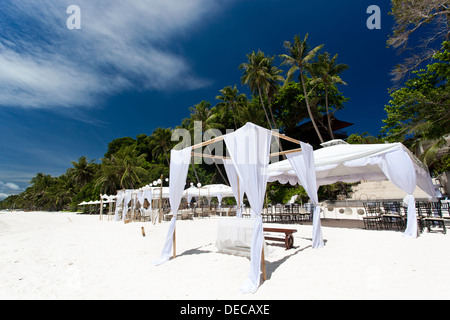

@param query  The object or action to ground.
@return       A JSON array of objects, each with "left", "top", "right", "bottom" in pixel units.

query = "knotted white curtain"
[
  {"left": 143, "top": 189, "right": 152, "bottom": 209},
  {"left": 223, "top": 159, "right": 245, "bottom": 217},
  {"left": 114, "top": 190, "right": 125, "bottom": 221},
  {"left": 381, "top": 149, "right": 418, "bottom": 238},
  {"left": 223, "top": 123, "right": 272, "bottom": 293},
  {"left": 153, "top": 146, "right": 192, "bottom": 265},
  {"left": 122, "top": 191, "right": 132, "bottom": 222},
  {"left": 286, "top": 142, "right": 324, "bottom": 249},
  {"left": 344, "top": 149, "right": 419, "bottom": 238}
]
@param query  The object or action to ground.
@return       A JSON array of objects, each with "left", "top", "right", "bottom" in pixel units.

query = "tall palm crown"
[
  {"left": 98, "top": 145, "right": 147, "bottom": 191},
  {"left": 239, "top": 50, "right": 283, "bottom": 129},
  {"left": 280, "top": 34, "right": 325, "bottom": 143},
  {"left": 307, "top": 52, "right": 349, "bottom": 139},
  {"left": 150, "top": 127, "right": 174, "bottom": 166},
  {"left": 69, "top": 156, "right": 97, "bottom": 187},
  {"left": 216, "top": 85, "right": 247, "bottom": 129}
]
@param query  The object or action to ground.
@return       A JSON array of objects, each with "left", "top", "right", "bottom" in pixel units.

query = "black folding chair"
[
  {"left": 423, "top": 202, "right": 446, "bottom": 234},
  {"left": 363, "top": 202, "right": 382, "bottom": 230},
  {"left": 381, "top": 201, "right": 405, "bottom": 231}
]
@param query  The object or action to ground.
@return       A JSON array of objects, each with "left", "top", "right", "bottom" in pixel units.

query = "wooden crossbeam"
[
  {"left": 192, "top": 148, "right": 302, "bottom": 160},
  {"left": 191, "top": 130, "right": 300, "bottom": 151},
  {"left": 191, "top": 152, "right": 231, "bottom": 160},
  {"left": 269, "top": 148, "right": 303, "bottom": 158},
  {"left": 271, "top": 131, "right": 301, "bottom": 145},
  {"left": 191, "top": 136, "right": 225, "bottom": 150},
  {"left": 190, "top": 130, "right": 302, "bottom": 160}
]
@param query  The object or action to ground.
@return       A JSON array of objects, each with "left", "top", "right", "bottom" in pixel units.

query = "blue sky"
[{"left": 0, "top": 0, "right": 397, "bottom": 198}]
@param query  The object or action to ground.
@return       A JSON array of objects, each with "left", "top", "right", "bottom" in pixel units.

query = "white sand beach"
[{"left": 1, "top": 211, "right": 449, "bottom": 300}]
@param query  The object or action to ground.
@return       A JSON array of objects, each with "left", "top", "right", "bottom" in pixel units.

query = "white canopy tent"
[
  {"left": 114, "top": 187, "right": 167, "bottom": 222},
  {"left": 99, "top": 194, "right": 116, "bottom": 219},
  {"left": 268, "top": 140, "right": 436, "bottom": 238},
  {"left": 152, "top": 122, "right": 320, "bottom": 293},
  {"left": 183, "top": 184, "right": 234, "bottom": 204}
]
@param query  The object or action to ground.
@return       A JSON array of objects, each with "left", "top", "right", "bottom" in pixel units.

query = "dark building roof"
[{"left": 286, "top": 115, "right": 354, "bottom": 148}]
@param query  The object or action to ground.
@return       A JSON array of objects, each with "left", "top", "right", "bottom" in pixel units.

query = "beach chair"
[
  {"left": 416, "top": 201, "right": 428, "bottom": 233},
  {"left": 440, "top": 202, "right": 450, "bottom": 225},
  {"left": 423, "top": 202, "right": 446, "bottom": 234},
  {"left": 381, "top": 201, "right": 405, "bottom": 231},
  {"left": 363, "top": 202, "right": 382, "bottom": 230}
]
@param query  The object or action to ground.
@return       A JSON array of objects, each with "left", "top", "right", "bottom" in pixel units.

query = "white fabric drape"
[
  {"left": 381, "top": 149, "right": 418, "bottom": 238},
  {"left": 223, "top": 123, "right": 272, "bottom": 293},
  {"left": 344, "top": 149, "right": 419, "bottom": 237},
  {"left": 153, "top": 146, "right": 192, "bottom": 265},
  {"left": 122, "top": 190, "right": 132, "bottom": 222},
  {"left": 114, "top": 190, "right": 125, "bottom": 221},
  {"left": 143, "top": 189, "right": 152, "bottom": 209},
  {"left": 223, "top": 159, "right": 245, "bottom": 218},
  {"left": 286, "top": 142, "right": 324, "bottom": 248},
  {"left": 268, "top": 142, "right": 435, "bottom": 199},
  {"left": 216, "top": 217, "right": 255, "bottom": 255}
]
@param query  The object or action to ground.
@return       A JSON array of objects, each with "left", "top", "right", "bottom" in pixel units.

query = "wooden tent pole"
[
  {"left": 261, "top": 247, "right": 267, "bottom": 281},
  {"left": 271, "top": 131, "right": 301, "bottom": 145},
  {"left": 191, "top": 152, "right": 231, "bottom": 160},
  {"left": 190, "top": 130, "right": 300, "bottom": 153},
  {"left": 269, "top": 148, "right": 303, "bottom": 158},
  {"left": 99, "top": 195, "right": 103, "bottom": 221},
  {"left": 191, "top": 136, "right": 225, "bottom": 150},
  {"left": 173, "top": 228, "right": 176, "bottom": 259},
  {"left": 237, "top": 175, "right": 241, "bottom": 214},
  {"left": 192, "top": 149, "right": 302, "bottom": 161},
  {"left": 159, "top": 174, "right": 163, "bottom": 223}
]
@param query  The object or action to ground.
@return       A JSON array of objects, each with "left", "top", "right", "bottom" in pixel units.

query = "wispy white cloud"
[
  {"left": 4, "top": 182, "right": 20, "bottom": 190},
  {"left": 0, "top": 181, "right": 20, "bottom": 190},
  {"left": 0, "top": 181, "right": 22, "bottom": 199},
  {"left": 0, "top": 0, "right": 221, "bottom": 109}
]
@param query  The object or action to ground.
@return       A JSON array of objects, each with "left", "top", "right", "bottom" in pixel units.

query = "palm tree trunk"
[
  {"left": 300, "top": 71, "right": 324, "bottom": 144},
  {"left": 324, "top": 83, "right": 335, "bottom": 140},
  {"left": 163, "top": 148, "right": 170, "bottom": 166},
  {"left": 267, "top": 94, "right": 277, "bottom": 129},
  {"left": 268, "top": 104, "right": 277, "bottom": 129},
  {"left": 190, "top": 157, "right": 200, "bottom": 183},
  {"left": 258, "top": 86, "right": 273, "bottom": 129},
  {"left": 205, "top": 144, "right": 229, "bottom": 185},
  {"left": 231, "top": 103, "right": 238, "bottom": 130}
]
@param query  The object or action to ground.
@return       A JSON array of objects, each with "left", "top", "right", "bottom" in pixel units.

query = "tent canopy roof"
[
  {"left": 268, "top": 141, "right": 435, "bottom": 198},
  {"left": 183, "top": 184, "right": 234, "bottom": 199}
]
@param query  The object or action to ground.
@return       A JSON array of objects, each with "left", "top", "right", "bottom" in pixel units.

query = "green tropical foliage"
[
  {"left": 280, "top": 34, "right": 325, "bottom": 143},
  {"left": 383, "top": 41, "right": 450, "bottom": 141}
]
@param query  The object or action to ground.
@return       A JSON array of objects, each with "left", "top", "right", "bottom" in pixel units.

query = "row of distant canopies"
[{"left": 78, "top": 183, "right": 235, "bottom": 207}]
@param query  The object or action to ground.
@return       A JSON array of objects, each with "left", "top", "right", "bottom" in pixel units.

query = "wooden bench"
[{"left": 263, "top": 227, "right": 297, "bottom": 250}]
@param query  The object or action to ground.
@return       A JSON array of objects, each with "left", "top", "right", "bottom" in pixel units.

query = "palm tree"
[
  {"left": 69, "top": 156, "right": 97, "bottom": 188},
  {"left": 236, "top": 97, "right": 266, "bottom": 127},
  {"left": 150, "top": 127, "right": 173, "bottom": 166},
  {"left": 96, "top": 158, "right": 120, "bottom": 194},
  {"left": 216, "top": 85, "right": 247, "bottom": 129},
  {"left": 239, "top": 50, "right": 283, "bottom": 129},
  {"left": 28, "top": 173, "right": 56, "bottom": 210},
  {"left": 97, "top": 145, "right": 148, "bottom": 192},
  {"left": 308, "top": 52, "right": 349, "bottom": 139},
  {"left": 188, "top": 100, "right": 230, "bottom": 184},
  {"left": 49, "top": 174, "right": 75, "bottom": 210},
  {"left": 265, "top": 58, "right": 285, "bottom": 128},
  {"left": 280, "top": 34, "right": 325, "bottom": 143}
]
